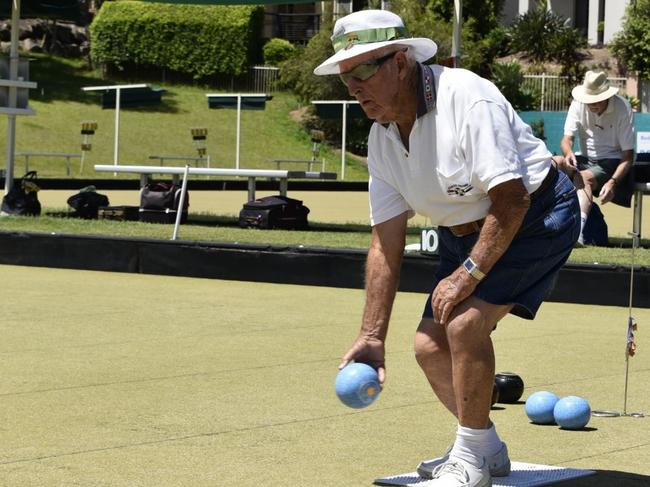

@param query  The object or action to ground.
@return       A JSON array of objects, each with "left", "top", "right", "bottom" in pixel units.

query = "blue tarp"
[{"left": 519, "top": 111, "right": 650, "bottom": 156}]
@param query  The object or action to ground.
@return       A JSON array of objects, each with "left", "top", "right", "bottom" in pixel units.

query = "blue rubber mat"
[{"left": 374, "top": 461, "right": 596, "bottom": 486}]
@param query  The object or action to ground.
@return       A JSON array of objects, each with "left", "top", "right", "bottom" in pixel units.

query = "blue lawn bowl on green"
[
  {"left": 335, "top": 362, "right": 381, "bottom": 409},
  {"left": 554, "top": 396, "right": 592, "bottom": 430},
  {"left": 525, "top": 391, "right": 560, "bottom": 425}
]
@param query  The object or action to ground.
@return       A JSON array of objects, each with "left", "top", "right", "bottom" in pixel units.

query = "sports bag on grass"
[
  {"left": 67, "top": 186, "right": 110, "bottom": 219},
  {"left": 140, "top": 181, "right": 189, "bottom": 211},
  {"left": 239, "top": 195, "right": 309, "bottom": 230},
  {"left": 1, "top": 171, "right": 41, "bottom": 216}
]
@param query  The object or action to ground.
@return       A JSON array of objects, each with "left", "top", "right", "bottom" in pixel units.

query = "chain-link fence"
[{"left": 522, "top": 74, "right": 627, "bottom": 111}]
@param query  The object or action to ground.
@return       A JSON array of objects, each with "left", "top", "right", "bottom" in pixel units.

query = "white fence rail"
[{"left": 522, "top": 74, "right": 627, "bottom": 111}]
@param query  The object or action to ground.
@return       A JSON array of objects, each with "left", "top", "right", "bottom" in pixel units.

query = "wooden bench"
[
  {"left": 16, "top": 151, "right": 82, "bottom": 176},
  {"left": 94, "top": 164, "right": 337, "bottom": 201},
  {"left": 269, "top": 158, "right": 325, "bottom": 172},
  {"left": 101, "top": 87, "right": 166, "bottom": 109},
  {"left": 148, "top": 155, "right": 211, "bottom": 168}
]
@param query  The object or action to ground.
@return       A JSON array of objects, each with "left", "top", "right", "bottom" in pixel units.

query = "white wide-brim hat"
[
  {"left": 572, "top": 70, "right": 619, "bottom": 104},
  {"left": 313, "top": 10, "right": 437, "bottom": 76}
]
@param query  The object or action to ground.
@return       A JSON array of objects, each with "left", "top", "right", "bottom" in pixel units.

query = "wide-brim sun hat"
[
  {"left": 313, "top": 10, "right": 437, "bottom": 76},
  {"left": 572, "top": 70, "right": 619, "bottom": 104}
]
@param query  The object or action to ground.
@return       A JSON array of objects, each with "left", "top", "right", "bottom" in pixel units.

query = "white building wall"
[
  {"left": 587, "top": 0, "right": 600, "bottom": 44},
  {"left": 604, "top": 0, "right": 628, "bottom": 44},
  {"left": 498, "top": 0, "right": 630, "bottom": 46}
]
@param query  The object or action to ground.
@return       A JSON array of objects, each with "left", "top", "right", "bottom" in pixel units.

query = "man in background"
[{"left": 561, "top": 70, "right": 634, "bottom": 245}]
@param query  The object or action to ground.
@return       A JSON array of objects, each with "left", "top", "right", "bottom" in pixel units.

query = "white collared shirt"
[
  {"left": 563, "top": 95, "right": 634, "bottom": 160},
  {"left": 367, "top": 65, "right": 553, "bottom": 227}
]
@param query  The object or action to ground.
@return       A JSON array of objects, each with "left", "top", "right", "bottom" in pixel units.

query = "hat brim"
[
  {"left": 571, "top": 85, "right": 619, "bottom": 104},
  {"left": 313, "top": 38, "right": 437, "bottom": 76}
]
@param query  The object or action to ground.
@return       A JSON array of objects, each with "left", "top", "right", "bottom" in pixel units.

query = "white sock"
[
  {"left": 483, "top": 422, "right": 504, "bottom": 456},
  {"left": 580, "top": 212, "right": 588, "bottom": 234},
  {"left": 449, "top": 425, "right": 489, "bottom": 469}
]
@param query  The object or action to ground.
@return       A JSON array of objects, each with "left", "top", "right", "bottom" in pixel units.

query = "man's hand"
[
  {"left": 565, "top": 151, "right": 578, "bottom": 168},
  {"left": 339, "top": 335, "right": 386, "bottom": 385},
  {"left": 599, "top": 178, "right": 616, "bottom": 204},
  {"left": 431, "top": 266, "right": 478, "bottom": 325}
]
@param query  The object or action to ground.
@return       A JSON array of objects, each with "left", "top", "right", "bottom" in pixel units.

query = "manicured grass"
[
  {"left": 1, "top": 265, "right": 649, "bottom": 486},
  {"left": 0, "top": 54, "right": 370, "bottom": 180}
]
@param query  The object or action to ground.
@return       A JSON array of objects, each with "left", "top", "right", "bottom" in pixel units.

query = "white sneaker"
[
  {"left": 427, "top": 457, "right": 491, "bottom": 487},
  {"left": 417, "top": 442, "right": 510, "bottom": 479}
]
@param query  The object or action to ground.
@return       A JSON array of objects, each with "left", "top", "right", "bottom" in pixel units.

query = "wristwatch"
[
  {"left": 610, "top": 177, "right": 618, "bottom": 186},
  {"left": 462, "top": 257, "right": 486, "bottom": 281}
]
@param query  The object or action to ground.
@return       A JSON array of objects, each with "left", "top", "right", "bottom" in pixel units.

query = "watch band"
[{"left": 462, "top": 257, "right": 486, "bottom": 281}]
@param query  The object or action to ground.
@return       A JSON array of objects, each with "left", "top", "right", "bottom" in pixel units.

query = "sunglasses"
[{"left": 339, "top": 48, "right": 406, "bottom": 84}]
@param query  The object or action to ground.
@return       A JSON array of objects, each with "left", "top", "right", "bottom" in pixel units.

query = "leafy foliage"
[
  {"left": 278, "top": 26, "right": 373, "bottom": 156},
  {"left": 90, "top": 2, "right": 264, "bottom": 79},
  {"left": 263, "top": 38, "right": 296, "bottom": 66},
  {"left": 610, "top": 0, "right": 650, "bottom": 78},
  {"left": 508, "top": 1, "right": 586, "bottom": 83},
  {"left": 491, "top": 61, "right": 540, "bottom": 111},
  {"left": 426, "top": 0, "right": 506, "bottom": 38}
]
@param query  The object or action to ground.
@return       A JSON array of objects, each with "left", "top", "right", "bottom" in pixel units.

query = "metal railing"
[
  {"left": 522, "top": 74, "right": 627, "bottom": 111},
  {"left": 251, "top": 66, "right": 279, "bottom": 94},
  {"left": 271, "top": 13, "right": 321, "bottom": 43}
]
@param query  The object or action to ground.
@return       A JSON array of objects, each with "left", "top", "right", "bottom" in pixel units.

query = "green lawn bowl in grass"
[{"left": 0, "top": 264, "right": 648, "bottom": 486}]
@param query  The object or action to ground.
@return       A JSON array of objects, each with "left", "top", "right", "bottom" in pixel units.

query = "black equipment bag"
[
  {"left": 67, "top": 186, "right": 110, "bottom": 219},
  {"left": 239, "top": 195, "right": 309, "bottom": 230},
  {"left": 1, "top": 171, "right": 41, "bottom": 216},
  {"left": 140, "top": 181, "right": 189, "bottom": 211},
  {"left": 583, "top": 202, "right": 608, "bottom": 246}
]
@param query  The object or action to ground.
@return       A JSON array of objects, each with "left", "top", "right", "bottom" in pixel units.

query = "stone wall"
[{"left": 0, "top": 19, "right": 89, "bottom": 58}]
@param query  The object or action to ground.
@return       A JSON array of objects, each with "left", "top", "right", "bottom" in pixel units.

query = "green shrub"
[
  {"left": 263, "top": 38, "right": 296, "bottom": 66},
  {"left": 509, "top": 6, "right": 565, "bottom": 62},
  {"left": 279, "top": 27, "right": 372, "bottom": 156},
  {"left": 491, "top": 61, "right": 540, "bottom": 111},
  {"left": 611, "top": 0, "right": 650, "bottom": 78},
  {"left": 90, "top": 1, "right": 264, "bottom": 79}
]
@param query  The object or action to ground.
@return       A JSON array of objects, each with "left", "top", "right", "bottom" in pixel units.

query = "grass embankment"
[
  {"left": 1, "top": 55, "right": 648, "bottom": 266},
  {"left": 0, "top": 55, "right": 369, "bottom": 180}
]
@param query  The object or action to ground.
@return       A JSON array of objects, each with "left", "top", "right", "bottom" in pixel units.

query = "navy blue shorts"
[{"left": 422, "top": 170, "right": 580, "bottom": 320}]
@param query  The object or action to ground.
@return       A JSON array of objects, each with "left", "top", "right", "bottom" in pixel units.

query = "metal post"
[
  {"left": 541, "top": 75, "right": 546, "bottom": 111},
  {"left": 341, "top": 102, "right": 347, "bottom": 180},
  {"left": 236, "top": 95, "right": 241, "bottom": 169},
  {"left": 171, "top": 164, "right": 190, "bottom": 241},
  {"left": 452, "top": 0, "right": 462, "bottom": 68},
  {"left": 632, "top": 189, "right": 643, "bottom": 239},
  {"left": 4, "top": 0, "right": 21, "bottom": 195},
  {"left": 113, "top": 87, "right": 121, "bottom": 174}
]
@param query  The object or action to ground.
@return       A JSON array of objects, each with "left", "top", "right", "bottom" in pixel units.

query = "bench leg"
[
  {"left": 280, "top": 178, "right": 288, "bottom": 197},
  {"left": 633, "top": 190, "right": 643, "bottom": 239},
  {"left": 248, "top": 178, "right": 256, "bottom": 201}
]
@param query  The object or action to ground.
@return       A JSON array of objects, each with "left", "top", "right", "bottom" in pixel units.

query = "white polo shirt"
[
  {"left": 368, "top": 65, "right": 553, "bottom": 227},
  {"left": 563, "top": 95, "right": 634, "bottom": 160}
]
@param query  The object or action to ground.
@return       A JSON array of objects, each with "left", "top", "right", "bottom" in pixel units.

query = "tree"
[{"left": 610, "top": 0, "right": 650, "bottom": 78}]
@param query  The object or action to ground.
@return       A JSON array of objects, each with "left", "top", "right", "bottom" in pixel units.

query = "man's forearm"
[
  {"left": 612, "top": 150, "right": 634, "bottom": 182},
  {"left": 560, "top": 136, "right": 575, "bottom": 157},
  {"left": 360, "top": 216, "right": 407, "bottom": 341},
  {"left": 469, "top": 180, "right": 530, "bottom": 274}
]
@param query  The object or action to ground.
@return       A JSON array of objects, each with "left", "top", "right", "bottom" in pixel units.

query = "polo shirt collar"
[{"left": 416, "top": 62, "right": 436, "bottom": 118}]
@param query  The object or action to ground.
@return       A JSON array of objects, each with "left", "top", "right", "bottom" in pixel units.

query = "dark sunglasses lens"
[{"left": 339, "top": 64, "right": 380, "bottom": 84}]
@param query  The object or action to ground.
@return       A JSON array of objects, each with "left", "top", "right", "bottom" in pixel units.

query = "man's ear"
[{"left": 395, "top": 51, "right": 410, "bottom": 80}]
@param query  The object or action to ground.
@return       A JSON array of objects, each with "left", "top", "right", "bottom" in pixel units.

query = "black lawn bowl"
[{"left": 494, "top": 372, "right": 525, "bottom": 404}]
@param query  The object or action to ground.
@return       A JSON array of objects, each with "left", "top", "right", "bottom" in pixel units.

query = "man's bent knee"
[{"left": 414, "top": 318, "right": 448, "bottom": 366}]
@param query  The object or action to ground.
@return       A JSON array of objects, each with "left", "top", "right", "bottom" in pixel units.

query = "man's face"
[
  {"left": 587, "top": 99, "right": 609, "bottom": 115},
  {"left": 339, "top": 47, "right": 403, "bottom": 123}
]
